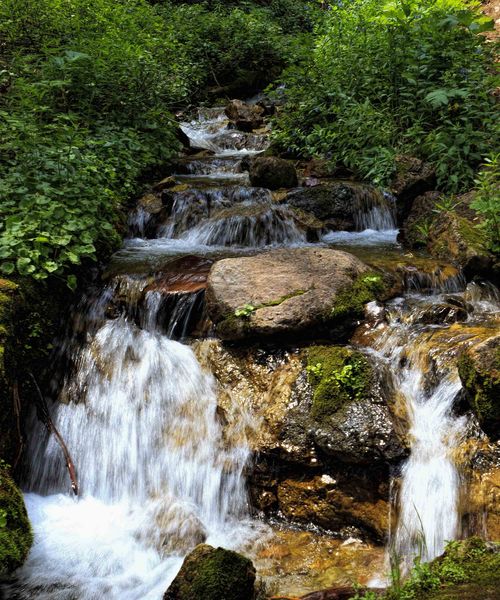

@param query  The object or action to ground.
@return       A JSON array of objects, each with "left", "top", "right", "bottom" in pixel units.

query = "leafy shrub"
[
  {"left": 471, "top": 153, "right": 500, "bottom": 252},
  {"left": 271, "top": 0, "right": 497, "bottom": 191},
  {"left": 0, "top": 0, "right": 299, "bottom": 282}
]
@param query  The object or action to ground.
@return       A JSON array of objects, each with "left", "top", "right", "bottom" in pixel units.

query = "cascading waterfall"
[
  {"left": 10, "top": 285, "right": 262, "bottom": 599},
  {"left": 371, "top": 282, "right": 500, "bottom": 571},
  {"left": 5, "top": 97, "right": 498, "bottom": 600}
]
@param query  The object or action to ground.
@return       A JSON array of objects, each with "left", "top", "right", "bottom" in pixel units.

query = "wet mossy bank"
[{"left": 0, "top": 276, "right": 74, "bottom": 576}]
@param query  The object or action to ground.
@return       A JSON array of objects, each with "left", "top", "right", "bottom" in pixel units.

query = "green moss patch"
[
  {"left": 165, "top": 544, "right": 256, "bottom": 600},
  {"left": 307, "top": 346, "right": 372, "bottom": 420},
  {"left": 331, "top": 272, "right": 387, "bottom": 322},
  {"left": 0, "top": 462, "right": 33, "bottom": 575}
]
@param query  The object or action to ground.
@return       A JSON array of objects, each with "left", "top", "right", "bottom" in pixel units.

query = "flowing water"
[
  {"left": 370, "top": 282, "right": 500, "bottom": 571},
  {"left": 4, "top": 104, "right": 498, "bottom": 599}
]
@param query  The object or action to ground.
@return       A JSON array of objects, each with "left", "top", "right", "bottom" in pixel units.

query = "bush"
[
  {"left": 0, "top": 0, "right": 300, "bottom": 283},
  {"left": 471, "top": 153, "right": 500, "bottom": 253},
  {"left": 271, "top": 0, "right": 498, "bottom": 191}
]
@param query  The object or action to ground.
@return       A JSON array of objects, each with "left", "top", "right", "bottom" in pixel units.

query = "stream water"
[{"left": 3, "top": 106, "right": 498, "bottom": 599}]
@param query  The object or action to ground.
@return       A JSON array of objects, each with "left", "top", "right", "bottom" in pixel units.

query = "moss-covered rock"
[
  {"left": 206, "top": 248, "right": 371, "bottom": 342},
  {"left": 164, "top": 544, "right": 256, "bottom": 600},
  {"left": 330, "top": 272, "right": 388, "bottom": 322},
  {"left": 0, "top": 462, "right": 33, "bottom": 575},
  {"left": 305, "top": 345, "right": 408, "bottom": 465},
  {"left": 427, "top": 211, "right": 493, "bottom": 279},
  {"left": 458, "top": 335, "right": 500, "bottom": 440},
  {"left": 394, "top": 538, "right": 500, "bottom": 600},
  {"left": 307, "top": 346, "right": 372, "bottom": 420}
]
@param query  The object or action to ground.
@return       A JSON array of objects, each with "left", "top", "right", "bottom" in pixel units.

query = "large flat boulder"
[{"left": 206, "top": 248, "right": 374, "bottom": 341}]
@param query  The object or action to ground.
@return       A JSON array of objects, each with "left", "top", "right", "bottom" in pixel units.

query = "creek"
[{"left": 3, "top": 105, "right": 498, "bottom": 599}]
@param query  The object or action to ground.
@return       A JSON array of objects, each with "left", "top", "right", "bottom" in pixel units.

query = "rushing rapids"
[
  {"left": 370, "top": 282, "right": 499, "bottom": 570},
  {"left": 3, "top": 104, "right": 498, "bottom": 599}
]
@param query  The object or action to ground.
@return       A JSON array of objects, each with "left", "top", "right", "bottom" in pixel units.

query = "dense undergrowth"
[
  {"left": 271, "top": 0, "right": 498, "bottom": 193},
  {"left": 0, "top": 0, "right": 309, "bottom": 283}
]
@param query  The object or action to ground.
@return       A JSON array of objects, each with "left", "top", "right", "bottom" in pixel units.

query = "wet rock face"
[
  {"left": 390, "top": 155, "right": 436, "bottom": 222},
  {"left": 248, "top": 156, "right": 298, "bottom": 190},
  {"left": 427, "top": 211, "right": 493, "bottom": 278},
  {"left": 195, "top": 340, "right": 405, "bottom": 542},
  {"left": 465, "top": 444, "right": 500, "bottom": 541},
  {"left": 225, "top": 99, "right": 265, "bottom": 132},
  {"left": 458, "top": 334, "right": 500, "bottom": 440},
  {"left": 399, "top": 190, "right": 441, "bottom": 247},
  {"left": 206, "top": 248, "right": 370, "bottom": 342},
  {"left": 277, "top": 476, "right": 390, "bottom": 542},
  {"left": 285, "top": 182, "right": 385, "bottom": 231},
  {"left": 298, "top": 346, "right": 408, "bottom": 465},
  {"left": 164, "top": 544, "right": 256, "bottom": 600}
]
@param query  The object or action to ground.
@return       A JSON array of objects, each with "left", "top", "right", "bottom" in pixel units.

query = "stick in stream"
[{"left": 28, "top": 372, "right": 79, "bottom": 496}]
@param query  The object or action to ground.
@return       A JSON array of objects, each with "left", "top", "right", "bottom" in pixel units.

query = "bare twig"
[
  {"left": 28, "top": 372, "right": 79, "bottom": 496},
  {"left": 12, "top": 381, "right": 25, "bottom": 469}
]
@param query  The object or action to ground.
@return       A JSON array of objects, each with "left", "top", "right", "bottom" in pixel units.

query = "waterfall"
[
  {"left": 10, "top": 287, "right": 261, "bottom": 599},
  {"left": 371, "top": 282, "right": 500, "bottom": 571}
]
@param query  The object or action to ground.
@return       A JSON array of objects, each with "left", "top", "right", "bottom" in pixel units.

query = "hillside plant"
[
  {"left": 271, "top": 0, "right": 498, "bottom": 192},
  {"left": 0, "top": 0, "right": 301, "bottom": 283}
]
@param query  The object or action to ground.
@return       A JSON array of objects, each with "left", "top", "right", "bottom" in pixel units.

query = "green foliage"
[
  {"left": 432, "top": 196, "right": 461, "bottom": 214},
  {"left": 272, "top": 0, "right": 497, "bottom": 191},
  {"left": 471, "top": 153, "right": 500, "bottom": 253},
  {"left": 235, "top": 304, "right": 257, "bottom": 318},
  {"left": 307, "top": 345, "right": 372, "bottom": 419},
  {"left": 0, "top": 0, "right": 298, "bottom": 282}
]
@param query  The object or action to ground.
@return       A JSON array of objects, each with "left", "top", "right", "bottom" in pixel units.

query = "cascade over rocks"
[
  {"left": 206, "top": 248, "right": 371, "bottom": 341},
  {"left": 164, "top": 544, "right": 256, "bottom": 600},
  {"left": 194, "top": 340, "right": 407, "bottom": 542},
  {"left": 248, "top": 156, "right": 298, "bottom": 189},
  {"left": 285, "top": 182, "right": 388, "bottom": 231}
]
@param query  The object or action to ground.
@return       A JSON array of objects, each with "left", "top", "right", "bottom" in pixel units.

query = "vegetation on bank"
[
  {"left": 0, "top": 0, "right": 308, "bottom": 284},
  {"left": 353, "top": 537, "right": 500, "bottom": 600},
  {"left": 271, "top": 0, "right": 498, "bottom": 193}
]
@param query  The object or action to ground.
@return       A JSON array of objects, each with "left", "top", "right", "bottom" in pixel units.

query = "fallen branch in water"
[
  {"left": 29, "top": 372, "right": 79, "bottom": 496},
  {"left": 12, "top": 381, "right": 26, "bottom": 469}
]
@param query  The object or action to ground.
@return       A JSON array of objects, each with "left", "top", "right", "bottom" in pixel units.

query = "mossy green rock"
[
  {"left": 427, "top": 211, "right": 492, "bottom": 278},
  {"left": 458, "top": 334, "right": 500, "bottom": 441},
  {"left": 0, "top": 462, "right": 33, "bottom": 575},
  {"left": 305, "top": 345, "right": 407, "bottom": 464},
  {"left": 164, "top": 544, "right": 256, "bottom": 600},
  {"left": 206, "top": 248, "right": 371, "bottom": 342},
  {"left": 307, "top": 346, "right": 372, "bottom": 419}
]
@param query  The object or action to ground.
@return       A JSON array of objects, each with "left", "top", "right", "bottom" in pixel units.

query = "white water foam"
[{"left": 11, "top": 306, "right": 264, "bottom": 599}]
